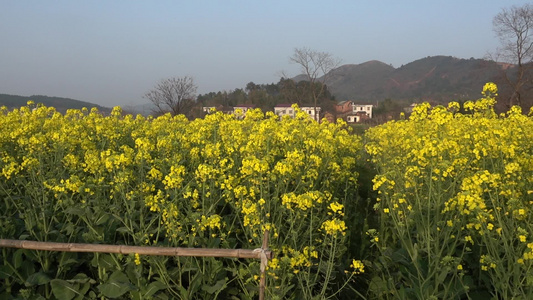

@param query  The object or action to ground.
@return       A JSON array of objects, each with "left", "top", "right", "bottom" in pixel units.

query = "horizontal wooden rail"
[
  {"left": 0, "top": 239, "right": 272, "bottom": 260},
  {"left": 1, "top": 231, "right": 272, "bottom": 300}
]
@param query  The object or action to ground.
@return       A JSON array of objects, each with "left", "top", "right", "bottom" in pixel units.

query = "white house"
[
  {"left": 202, "top": 106, "right": 216, "bottom": 114},
  {"left": 403, "top": 103, "right": 418, "bottom": 113},
  {"left": 299, "top": 105, "right": 322, "bottom": 121},
  {"left": 353, "top": 104, "right": 373, "bottom": 118},
  {"left": 232, "top": 104, "right": 256, "bottom": 119},
  {"left": 345, "top": 104, "right": 374, "bottom": 123},
  {"left": 346, "top": 115, "right": 361, "bottom": 123},
  {"left": 233, "top": 104, "right": 256, "bottom": 114},
  {"left": 274, "top": 104, "right": 295, "bottom": 118},
  {"left": 274, "top": 104, "right": 321, "bottom": 121}
]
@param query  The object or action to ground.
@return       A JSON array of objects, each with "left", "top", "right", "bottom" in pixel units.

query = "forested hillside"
[{"left": 0, "top": 94, "right": 111, "bottom": 114}]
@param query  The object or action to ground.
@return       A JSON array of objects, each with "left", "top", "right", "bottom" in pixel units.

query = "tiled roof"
[{"left": 274, "top": 104, "right": 293, "bottom": 108}]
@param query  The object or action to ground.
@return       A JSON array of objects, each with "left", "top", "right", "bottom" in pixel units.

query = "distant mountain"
[
  {"left": 312, "top": 56, "right": 507, "bottom": 102},
  {"left": 2, "top": 56, "right": 514, "bottom": 117},
  {"left": 327, "top": 60, "right": 395, "bottom": 100},
  {"left": 0, "top": 94, "right": 111, "bottom": 114}
]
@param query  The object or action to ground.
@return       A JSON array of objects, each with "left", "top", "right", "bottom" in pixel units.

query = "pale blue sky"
[{"left": 0, "top": 0, "right": 528, "bottom": 107}]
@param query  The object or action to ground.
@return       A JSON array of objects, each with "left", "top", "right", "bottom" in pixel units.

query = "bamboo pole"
[
  {"left": 1, "top": 236, "right": 272, "bottom": 299},
  {"left": 0, "top": 239, "right": 272, "bottom": 260},
  {"left": 259, "top": 230, "right": 270, "bottom": 300}
]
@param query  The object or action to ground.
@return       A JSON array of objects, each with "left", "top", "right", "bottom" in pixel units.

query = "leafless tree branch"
[
  {"left": 289, "top": 47, "right": 341, "bottom": 119},
  {"left": 493, "top": 4, "right": 533, "bottom": 107},
  {"left": 144, "top": 76, "right": 197, "bottom": 117}
]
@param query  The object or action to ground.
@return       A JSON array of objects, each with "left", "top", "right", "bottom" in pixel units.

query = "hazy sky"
[{"left": 0, "top": 0, "right": 528, "bottom": 107}]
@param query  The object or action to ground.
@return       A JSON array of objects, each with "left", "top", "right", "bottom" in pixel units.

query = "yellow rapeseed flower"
[{"left": 350, "top": 259, "right": 365, "bottom": 274}]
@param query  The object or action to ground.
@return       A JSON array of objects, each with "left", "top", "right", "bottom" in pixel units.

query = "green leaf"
[
  {"left": 125, "top": 264, "right": 141, "bottom": 284},
  {"left": 108, "top": 270, "right": 130, "bottom": 282},
  {"left": 177, "top": 285, "right": 189, "bottom": 300},
  {"left": 98, "top": 281, "right": 136, "bottom": 298},
  {"left": 143, "top": 281, "right": 167, "bottom": 298},
  {"left": 25, "top": 271, "right": 51, "bottom": 286},
  {"left": 189, "top": 272, "right": 202, "bottom": 295},
  {"left": 154, "top": 292, "right": 169, "bottom": 300},
  {"left": 68, "top": 273, "right": 96, "bottom": 284},
  {"left": 65, "top": 207, "right": 85, "bottom": 216},
  {"left": 98, "top": 254, "right": 116, "bottom": 269},
  {"left": 19, "top": 259, "right": 36, "bottom": 278},
  {"left": 13, "top": 248, "right": 24, "bottom": 269},
  {"left": 116, "top": 227, "right": 130, "bottom": 233},
  {"left": 62, "top": 223, "right": 76, "bottom": 236},
  {"left": 61, "top": 258, "right": 80, "bottom": 269},
  {"left": 202, "top": 278, "right": 227, "bottom": 294},
  {"left": 96, "top": 213, "right": 110, "bottom": 226},
  {"left": 75, "top": 282, "right": 92, "bottom": 300},
  {"left": 51, "top": 279, "right": 79, "bottom": 300},
  {"left": 0, "top": 265, "right": 13, "bottom": 279},
  {"left": 18, "top": 234, "right": 30, "bottom": 240},
  {"left": 97, "top": 270, "right": 136, "bottom": 298},
  {"left": 207, "top": 237, "right": 221, "bottom": 248}
]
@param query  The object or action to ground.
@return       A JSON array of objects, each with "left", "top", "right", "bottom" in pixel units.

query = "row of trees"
[
  {"left": 197, "top": 78, "right": 336, "bottom": 111},
  {"left": 144, "top": 4, "right": 533, "bottom": 119}
]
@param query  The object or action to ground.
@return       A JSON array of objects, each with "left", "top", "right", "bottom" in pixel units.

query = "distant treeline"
[{"left": 195, "top": 78, "right": 337, "bottom": 117}]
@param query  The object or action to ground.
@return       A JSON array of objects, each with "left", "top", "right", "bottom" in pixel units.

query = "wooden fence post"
[{"left": 259, "top": 230, "right": 270, "bottom": 300}]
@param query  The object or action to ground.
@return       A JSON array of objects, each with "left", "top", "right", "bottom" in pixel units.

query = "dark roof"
[
  {"left": 234, "top": 104, "right": 256, "bottom": 108},
  {"left": 274, "top": 103, "right": 293, "bottom": 108},
  {"left": 337, "top": 100, "right": 353, "bottom": 105}
]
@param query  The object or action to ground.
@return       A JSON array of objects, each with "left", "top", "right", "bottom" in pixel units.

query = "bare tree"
[
  {"left": 493, "top": 4, "right": 533, "bottom": 107},
  {"left": 289, "top": 47, "right": 341, "bottom": 119},
  {"left": 144, "top": 76, "right": 198, "bottom": 116}
]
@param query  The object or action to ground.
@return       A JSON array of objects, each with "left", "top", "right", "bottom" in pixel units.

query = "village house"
[
  {"left": 335, "top": 100, "right": 353, "bottom": 114},
  {"left": 346, "top": 115, "right": 360, "bottom": 123},
  {"left": 202, "top": 106, "right": 216, "bottom": 114},
  {"left": 346, "top": 112, "right": 369, "bottom": 123},
  {"left": 353, "top": 104, "right": 373, "bottom": 119},
  {"left": 232, "top": 104, "right": 255, "bottom": 119},
  {"left": 202, "top": 105, "right": 234, "bottom": 115},
  {"left": 345, "top": 103, "right": 373, "bottom": 123},
  {"left": 274, "top": 104, "right": 295, "bottom": 118},
  {"left": 404, "top": 103, "right": 418, "bottom": 114},
  {"left": 202, "top": 103, "right": 323, "bottom": 121},
  {"left": 274, "top": 104, "right": 321, "bottom": 121},
  {"left": 233, "top": 104, "right": 256, "bottom": 114},
  {"left": 299, "top": 105, "right": 322, "bottom": 121}
]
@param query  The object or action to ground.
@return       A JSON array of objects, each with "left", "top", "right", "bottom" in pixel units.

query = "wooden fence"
[{"left": 0, "top": 231, "right": 272, "bottom": 300}]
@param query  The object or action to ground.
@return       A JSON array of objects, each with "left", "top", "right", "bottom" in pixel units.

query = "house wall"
[
  {"left": 346, "top": 115, "right": 360, "bottom": 123},
  {"left": 353, "top": 104, "right": 373, "bottom": 118},
  {"left": 274, "top": 107, "right": 295, "bottom": 118},
  {"left": 335, "top": 101, "right": 353, "bottom": 114},
  {"left": 202, "top": 107, "right": 216, "bottom": 113},
  {"left": 300, "top": 106, "right": 321, "bottom": 121}
]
